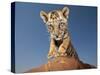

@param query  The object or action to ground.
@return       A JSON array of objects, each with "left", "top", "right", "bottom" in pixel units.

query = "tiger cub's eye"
[
  {"left": 47, "top": 24, "right": 53, "bottom": 32},
  {"left": 59, "top": 22, "right": 65, "bottom": 29}
]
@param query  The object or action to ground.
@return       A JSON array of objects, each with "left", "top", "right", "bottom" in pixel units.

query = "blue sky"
[{"left": 14, "top": 2, "right": 97, "bottom": 73}]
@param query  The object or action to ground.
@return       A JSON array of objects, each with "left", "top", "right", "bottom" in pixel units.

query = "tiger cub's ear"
[
  {"left": 62, "top": 7, "right": 69, "bottom": 18},
  {"left": 40, "top": 11, "right": 48, "bottom": 23}
]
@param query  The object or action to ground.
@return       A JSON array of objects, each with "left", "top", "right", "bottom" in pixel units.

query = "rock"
[{"left": 25, "top": 56, "right": 96, "bottom": 73}]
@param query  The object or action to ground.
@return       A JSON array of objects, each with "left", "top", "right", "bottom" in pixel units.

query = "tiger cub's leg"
[
  {"left": 57, "top": 37, "right": 70, "bottom": 57},
  {"left": 48, "top": 39, "right": 57, "bottom": 59},
  {"left": 57, "top": 44, "right": 67, "bottom": 57}
]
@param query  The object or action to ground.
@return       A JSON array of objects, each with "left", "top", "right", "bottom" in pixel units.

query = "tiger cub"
[{"left": 40, "top": 7, "right": 78, "bottom": 59}]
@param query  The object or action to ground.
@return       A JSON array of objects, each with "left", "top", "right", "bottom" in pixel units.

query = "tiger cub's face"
[{"left": 40, "top": 7, "right": 69, "bottom": 40}]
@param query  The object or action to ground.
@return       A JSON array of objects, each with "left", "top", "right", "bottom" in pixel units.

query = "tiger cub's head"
[{"left": 40, "top": 7, "right": 69, "bottom": 40}]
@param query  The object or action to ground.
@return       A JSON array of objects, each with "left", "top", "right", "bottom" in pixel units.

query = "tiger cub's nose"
[{"left": 55, "top": 35, "right": 58, "bottom": 38}]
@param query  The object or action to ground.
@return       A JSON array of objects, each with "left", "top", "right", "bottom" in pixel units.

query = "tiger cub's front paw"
[
  {"left": 47, "top": 53, "right": 53, "bottom": 59},
  {"left": 56, "top": 51, "right": 67, "bottom": 57},
  {"left": 47, "top": 51, "right": 57, "bottom": 59}
]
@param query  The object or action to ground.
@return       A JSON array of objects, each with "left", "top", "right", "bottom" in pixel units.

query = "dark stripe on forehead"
[{"left": 50, "top": 11, "right": 59, "bottom": 20}]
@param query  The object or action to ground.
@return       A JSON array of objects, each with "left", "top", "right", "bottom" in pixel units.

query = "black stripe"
[{"left": 65, "top": 42, "right": 76, "bottom": 57}]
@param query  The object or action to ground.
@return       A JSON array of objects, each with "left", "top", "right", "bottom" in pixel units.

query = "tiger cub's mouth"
[{"left": 54, "top": 39, "right": 63, "bottom": 48}]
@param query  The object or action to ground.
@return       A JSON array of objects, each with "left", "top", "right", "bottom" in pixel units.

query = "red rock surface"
[{"left": 25, "top": 56, "right": 96, "bottom": 73}]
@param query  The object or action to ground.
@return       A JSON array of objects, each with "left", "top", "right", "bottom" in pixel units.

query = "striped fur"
[{"left": 40, "top": 7, "right": 79, "bottom": 59}]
